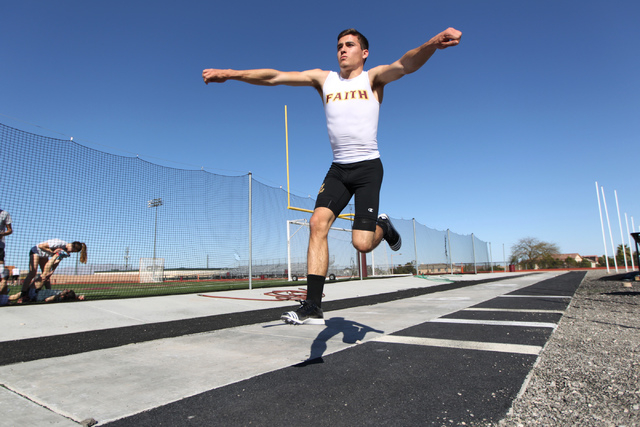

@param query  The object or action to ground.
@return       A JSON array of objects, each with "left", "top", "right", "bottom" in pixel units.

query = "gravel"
[{"left": 494, "top": 270, "right": 640, "bottom": 426}]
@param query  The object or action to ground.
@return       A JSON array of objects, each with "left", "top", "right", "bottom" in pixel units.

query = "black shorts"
[
  {"left": 314, "top": 158, "right": 383, "bottom": 231},
  {"left": 0, "top": 247, "right": 4, "bottom": 263}
]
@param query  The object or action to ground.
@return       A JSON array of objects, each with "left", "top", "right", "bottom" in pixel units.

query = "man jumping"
[{"left": 203, "top": 27, "right": 462, "bottom": 325}]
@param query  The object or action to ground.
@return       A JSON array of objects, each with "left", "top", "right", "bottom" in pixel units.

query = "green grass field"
[
  {"left": 6, "top": 279, "right": 298, "bottom": 301},
  {"left": 4, "top": 276, "right": 362, "bottom": 303}
]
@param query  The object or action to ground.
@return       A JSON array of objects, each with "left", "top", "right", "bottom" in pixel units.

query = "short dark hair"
[{"left": 337, "top": 28, "right": 369, "bottom": 51}]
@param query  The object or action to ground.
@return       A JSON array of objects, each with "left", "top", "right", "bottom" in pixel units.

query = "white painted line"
[
  {"left": 498, "top": 295, "right": 571, "bottom": 299},
  {"left": 92, "top": 307, "right": 147, "bottom": 323},
  {"left": 429, "top": 318, "right": 557, "bottom": 329},
  {"left": 374, "top": 335, "right": 542, "bottom": 355},
  {"left": 485, "top": 283, "right": 520, "bottom": 287},
  {"left": 463, "top": 308, "right": 565, "bottom": 314}
]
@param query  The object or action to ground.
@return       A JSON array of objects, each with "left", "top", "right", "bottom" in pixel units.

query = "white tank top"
[{"left": 323, "top": 71, "right": 380, "bottom": 164}]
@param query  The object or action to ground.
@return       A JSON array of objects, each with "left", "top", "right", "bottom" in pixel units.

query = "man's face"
[{"left": 337, "top": 34, "right": 368, "bottom": 69}]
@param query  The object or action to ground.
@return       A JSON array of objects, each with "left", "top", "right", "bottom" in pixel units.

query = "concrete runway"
[{"left": 0, "top": 271, "right": 585, "bottom": 426}]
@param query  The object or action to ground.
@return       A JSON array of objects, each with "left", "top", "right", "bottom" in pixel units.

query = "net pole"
[
  {"left": 287, "top": 220, "right": 292, "bottom": 281},
  {"left": 153, "top": 206, "right": 158, "bottom": 259},
  {"left": 249, "top": 172, "right": 253, "bottom": 289},
  {"left": 472, "top": 233, "right": 477, "bottom": 274},
  {"left": 503, "top": 243, "right": 507, "bottom": 272},
  {"left": 371, "top": 249, "right": 375, "bottom": 277},
  {"left": 412, "top": 218, "right": 418, "bottom": 275},
  {"left": 489, "top": 242, "right": 494, "bottom": 272},
  {"left": 448, "top": 229, "right": 453, "bottom": 274}
]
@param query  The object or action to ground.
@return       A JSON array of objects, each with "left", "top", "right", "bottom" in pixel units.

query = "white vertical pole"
[
  {"left": 287, "top": 220, "right": 292, "bottom": 281},
  {"left": 601, "top": 186, "right": 618, "bottom": 272},
  {"left": 614, "top": 191, "right": 628, "bottom": 271},
  {"left": 595, "top": 182, "right": 610, "bottom": 273},
  {"left": 248, "top": 172, "right": 253, "bottom": 289},
  {"left": 625, "top": 213, "right": 635, "bottom": 270},
  {"left": 503, "top": 243, "right": 507, "bottom": 272},
  {"left": 489, "top": 242, "right": 493, "bottom": 273},
  {"left": 371, "top": 250, "right": 375, "bottom": 277},
  {"left": 413, "top": 218, "right": 418, "bottom": 275},
  {"left": 153, "top": 206, "right": 158, "bottom": 259},
  {"left": 447, "top": 229, "right": 453, "bottom": 274},
  {"left": 472, "top": 233, "right": 477, "bottom": 274}
]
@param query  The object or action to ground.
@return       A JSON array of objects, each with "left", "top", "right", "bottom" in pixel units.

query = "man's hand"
[
  {"left": 433, "top": 27, "right": 462, "bottom": 49},
  {"left": 371, "top": 27, "right": 463, "bottom": 87},
  {"left": 202, "top": 69, "right": 229, "bottom": 84}
]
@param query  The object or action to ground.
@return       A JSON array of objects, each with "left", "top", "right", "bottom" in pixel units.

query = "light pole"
[
  {"left": 148, "top": 198, "right": 163, "bottom": 259},
  {"left": 390, "top": 253, "right": 402, "bottom": 275},
  {"left": 124, "top": 247, "right": 130, "bottom": 270}
]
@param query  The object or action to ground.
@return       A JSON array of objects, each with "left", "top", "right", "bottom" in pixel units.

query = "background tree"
[
  {"left": 616, "top": 244, "right": 632, "bottom": 266},
  {"left": 395, "top": 262, "right": 416, "bottom": 275},
  {"left": 598, "top": 255, "right": 614, "bottom": 267},
  {"left": 578, "top": 258, "right": 592, "bottom": 268},
  {"left": 510, "top": 237, "right": 560, "bottom": 270}
]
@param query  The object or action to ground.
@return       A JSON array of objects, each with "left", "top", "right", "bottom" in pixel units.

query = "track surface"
[{"left": 0, "top": 271, "right": 585, "bottom": 426}]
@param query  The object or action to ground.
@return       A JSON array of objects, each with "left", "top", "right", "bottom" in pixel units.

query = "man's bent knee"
[
  {"left": 353, "top": 242, "right": 374, "bottom": 253},
  {"left": 352, "top": 229, "right": 376, "bottom": 253}
]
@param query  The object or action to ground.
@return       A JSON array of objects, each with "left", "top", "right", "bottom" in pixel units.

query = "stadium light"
[{"left": 148, "top": 198, "right": 163, "bottom": 259}]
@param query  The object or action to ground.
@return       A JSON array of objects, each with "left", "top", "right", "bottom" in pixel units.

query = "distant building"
[
  {"left": 550, "top": 253, "right": 583, "bottom": 263},
  {"left": 417, "top": 263, "right": 462, "bottom": 275},
  {"left": 550, "top": 253, "right": 596, "bottom": 268}
]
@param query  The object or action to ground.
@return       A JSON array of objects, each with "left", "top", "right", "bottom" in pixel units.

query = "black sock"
[{"left": 306, "top": 274, "right": 325, "bottom": 308}]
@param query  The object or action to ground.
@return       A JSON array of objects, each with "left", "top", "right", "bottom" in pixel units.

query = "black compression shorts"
[{"left": 314, "top": 158, "right": 383, "bottom": 231}]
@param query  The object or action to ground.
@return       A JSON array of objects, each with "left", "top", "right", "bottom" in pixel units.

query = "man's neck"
[{"left": 339, "top": 66, "right": 364, "bottom": 80}]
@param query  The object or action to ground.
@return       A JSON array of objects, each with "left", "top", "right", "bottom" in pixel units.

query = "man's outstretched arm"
[
  {"left": 370, "top": 27, "right": 462, "bottom": 88},
  {"left": 202, "top": 68, "right": 328, "bottom": 90}
]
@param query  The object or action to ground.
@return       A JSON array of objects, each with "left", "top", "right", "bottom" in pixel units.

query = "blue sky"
[{"left": 2, "top": 0, "right": 639, "bottom": 261}]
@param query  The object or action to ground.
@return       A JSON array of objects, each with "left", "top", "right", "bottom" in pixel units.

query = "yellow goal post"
[{"left": 285, "top": 105, "right": 353, "bottom": 220}]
